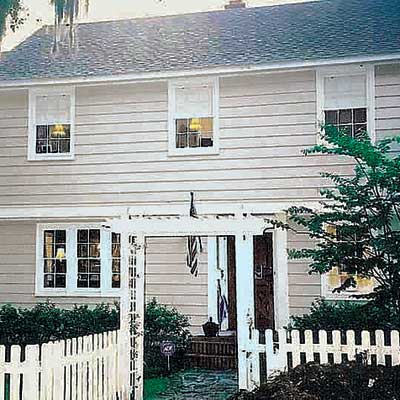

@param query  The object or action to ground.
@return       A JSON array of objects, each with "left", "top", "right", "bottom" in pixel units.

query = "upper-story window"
[
  {"left": 28, "top": 87, "right": 75, "bottom": 161},
  {"left": 168, "top": 77, "right": 219, "bottom": 155},
  {"left": 317, "top": 65, "right": 375, "bottom": 141}
]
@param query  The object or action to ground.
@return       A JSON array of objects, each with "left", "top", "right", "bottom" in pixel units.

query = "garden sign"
[{"left": 160, "top": 341, "right": 176, "bottom": 371}]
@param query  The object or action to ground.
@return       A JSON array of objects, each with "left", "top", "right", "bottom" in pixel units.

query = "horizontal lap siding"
[
  {"left": 145, "top": 237, "right": 208, "bottom": 334},
  {"left": 0, "top": 222, "right": 206, "bottom": 333},
  {"left": 287, "top": 227, "right": 320, "bottom": 317},
  {"left": 0, "top": 221, "right": 112, "bottom": 307},
  {"left": 375, "top": 64, "right": 400, "bottom": 148},
  {"left": 0, "top": 71, "right": 336, "bottom": 208}
]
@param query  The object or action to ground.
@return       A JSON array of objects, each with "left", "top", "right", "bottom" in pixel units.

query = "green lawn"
[
  {"left": 144, "top": 376, "right": 170, "bottom": 399},
  {"left": 144, "top": 369, "right": 237, "bottom": 400}
]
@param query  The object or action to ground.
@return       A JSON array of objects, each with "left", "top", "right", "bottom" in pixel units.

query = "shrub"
[
  {"left": 289, "top": 299, "right": 400, "bottom": 332},
  {"left": 228, "top": 362, "right": 400, "bottom": 400},
  {"left": 144, "top": 299, "right": 191, "bottom": 378},
  {"left": 0, "top": 302, "right": 119, "bottom": 345}
]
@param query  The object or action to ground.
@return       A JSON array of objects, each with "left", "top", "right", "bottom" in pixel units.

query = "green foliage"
[
  {"left": 270, "top": 125, "right": 400, "bottom": 309},
  {"left": 0, "top": 302, "right": 119, "bottom": 345},
  {"left": 144, "top": 299, "right": 191, "bottom": 378},
  {"left": 229, "top": 362, "right": 400, "bottom": 400},
  {"left": 289, "top": 299, "right": 400, "bottom": 331},
  {"left": 0, "top": 0, "right": 25, "bottom": 44}
]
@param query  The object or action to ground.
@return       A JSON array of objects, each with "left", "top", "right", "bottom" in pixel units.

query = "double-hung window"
[
  {"left": 168, "top": 77, "right": 219, "bottom": 155},
  {"left": 322, "top": 224, "right": 375, "bottom": 299},
  {"left": 28, "top": 87, "right": 75, "bottom": 160},
  {"left": 36, "top": 224, "right": 120, "bottom": 296},
  {"left": 317, "top": 65, "right": 375, "bottom": 141}
]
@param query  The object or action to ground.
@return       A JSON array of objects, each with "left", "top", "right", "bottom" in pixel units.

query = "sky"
[{"left": 2, "top": 0, "right": 310, "bottom": 51}]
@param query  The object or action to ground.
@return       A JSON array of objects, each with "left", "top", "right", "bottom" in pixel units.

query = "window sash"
[
  {"left": 324, "top": 74, "right": 367, "bottom": 110},
  {"left": 168, "top": 78, "right": 219, "bottom": 154},
  {"left": 37, "top": 225, "right": 121, "bottom": 295},
  {"left": 35, "top": 94, "right": 71, "bottom": 125}
]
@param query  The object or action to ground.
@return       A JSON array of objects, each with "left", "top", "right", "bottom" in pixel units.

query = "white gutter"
[{"left": 0, "top": 53, "right": 399, "bottom": 89}]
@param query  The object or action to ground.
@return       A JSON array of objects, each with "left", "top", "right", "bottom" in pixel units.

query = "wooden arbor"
[{"left": 109, "top": 210, "right": 287, "bottom": 399}]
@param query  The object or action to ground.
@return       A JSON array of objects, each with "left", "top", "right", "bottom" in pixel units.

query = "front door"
[{"left": 253, "top": 233, "right": 274, "bottom": 330}]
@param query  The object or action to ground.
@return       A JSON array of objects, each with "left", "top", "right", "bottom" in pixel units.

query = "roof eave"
[{"left": 0, "top": 53, "right": 399, "bottom": 89}]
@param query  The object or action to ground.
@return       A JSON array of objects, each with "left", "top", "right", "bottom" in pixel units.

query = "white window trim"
[
  {"left": 35, "top": 223, "right": 120, "bottom": 297},
  {"left": 168, "top": 76, "right": 220, "bottom": 156},
  {"left": 316, "top": 64, "right": 376, "bottom": 144},
  {"left": 321, "top": 273, "right": 374, "bottom": 301},
  {"left": 28, "top": 86, "right": 76, "bottom": 161}
]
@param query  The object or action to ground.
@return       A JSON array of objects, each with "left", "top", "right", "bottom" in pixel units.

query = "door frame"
[{"left": 207, "top": 224, "right": 289, "bottom": 331}]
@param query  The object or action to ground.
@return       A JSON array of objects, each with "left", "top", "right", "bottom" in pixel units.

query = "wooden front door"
[{"left": 253, "top": 233, "right": 274, "bottom": 330}]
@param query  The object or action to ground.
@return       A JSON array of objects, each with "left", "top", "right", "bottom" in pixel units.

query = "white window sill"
[
  {"left": 28, "top": 153, "right": 75, "bottom": 162},
  {"left": 168, "top": 147, "right": 219, "bottom": 157},
  {"left": 35, "top": 290, "right": 122, "bottom": 298}
]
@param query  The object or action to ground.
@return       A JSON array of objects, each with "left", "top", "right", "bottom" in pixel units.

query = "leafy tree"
[
  {"left": 0, "top": 0, "right": 25, "bottom": 47},
  {"left": 271, "top": 126, "right": 400, "bottom": 311},
  {"left": 0, "top": 0, "right": 88, "bottom": 50}
]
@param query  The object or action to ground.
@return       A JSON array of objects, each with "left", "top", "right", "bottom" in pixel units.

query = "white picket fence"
[
  {"left": 244, "top": 329, "right": 400, "bottom": 389},
  {"left": 0, "top": 330, "right": 130, "bottom": 400}
]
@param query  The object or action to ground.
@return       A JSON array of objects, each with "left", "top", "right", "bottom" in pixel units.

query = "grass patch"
[{"left": 144, "top": 376, "right": 170, "bottom": 400}]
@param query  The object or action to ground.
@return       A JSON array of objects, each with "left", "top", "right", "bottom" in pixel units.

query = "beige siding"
[
  {"left": 375, "top": 64, "right": 400, "bottom": 143},
  {"left": 0, "top": 65, "right": 399, "bottom": 320},
  {"left": 145, "top": 237, "right": 208, "bottom": 334},
  {"left": 0, "top": 222, "right": 206, "bottom": 333},
  {"left": 287, "top": 229, "right": 320, "bottom": 317},
  {"left": 0, "top": 71, "right": 353, "bottom": 208}
]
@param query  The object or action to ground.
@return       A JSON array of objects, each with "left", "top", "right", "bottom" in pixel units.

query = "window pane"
[
  {"left": 55, "top": 259, "right": 66, "bottom": 274},
  {"left": 324, "top": 111, "right": 337, "bottom": 125},
  {"left": 324, "top": 107, "right": 367, "bottom": 140},
  {"left": 112, "top": 274, "right": 121, "bottom": 288},
  {"left": 77, "top": 274, "right": 88, "bottom": 288},
  {"left": 89, "top": 274, "right": 100, "bottom": 288},
  {"left": 112, "top": 258, "right": 120, "bottom": 273},
  {"left": 55, "top": 230, "right": 66, "bottom": 243},
  {"left": 55, "top": 274, "right": 66, "bottom": 288},
  {"left": 89, "top": 244, "right": 100, "bottom": 258},
  {"left": 89, "top": 259, "right": 101, "bottom": 273},
  {"left": 78, "top": 259, "right": 88, "bottom": 273},
  {"left": 44, "top": 260, "right": 55, "bottom": 273},
  {"left": 36, "top": 94, "right": 71, "bottom": 125},
  {"left": 175, "top": 117, "right": 214, "bottom": 149},
  {"left": 77, "top": 244, "right": 88, "bottom": 258},
  {"left": 44, "top": 274, "right": 55, "bottom": 288},
  {"left": 77, "top": 228, "right": 101, "bottom": 290},
  {"left": 175, "top": 85, "right": 213, "bottom": 117},
  {"left": 339, "top": 109, "right": 352, "bottom": 124},
  {"left": 36, "top": 140, "right": 48, "bottom": 154},
  {"left": 36, "top": 125, "right": 48, "bottom": 140},
  {"left": 324, "top": 75, "right": 366, "bottom": 109},
  {"left": 354, "top": 108, "right": 367, "bottom": 123},
  {"left": 89, "top": 229, "right": 100, "bottom": 244}
]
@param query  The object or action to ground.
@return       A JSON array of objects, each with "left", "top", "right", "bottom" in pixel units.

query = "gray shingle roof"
[{"left": 0, "top": 0, "right": 399, "bottom": 82}]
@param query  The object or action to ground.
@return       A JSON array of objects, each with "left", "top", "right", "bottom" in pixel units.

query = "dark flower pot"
[{"left": 202, "top": 317, "right": 220, "bottom": 337}]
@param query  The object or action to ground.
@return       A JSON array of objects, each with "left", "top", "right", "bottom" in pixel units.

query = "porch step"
[{"left": 186, "top": 336, "right": 237, "bottom": 370}]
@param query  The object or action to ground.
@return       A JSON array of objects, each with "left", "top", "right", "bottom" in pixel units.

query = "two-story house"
[{"left": 0, "top": 0, "right": 399, "bottom": 393}]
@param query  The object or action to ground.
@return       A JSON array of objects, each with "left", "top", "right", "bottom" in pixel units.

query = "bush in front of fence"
[
  {"left": 229, "top": 361, "right": 400, "bottom": 400},
  {"left": 144, "top": 298, "right": 191, "bottom": 378},
  {"left": 0, "top": 302, "right": 119, "bottom": 345},
  {"left": 289, "top": 299, "right": 400, "bottom": 332}
]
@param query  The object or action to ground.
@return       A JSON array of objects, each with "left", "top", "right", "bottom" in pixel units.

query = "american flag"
[{"left": 186, "top": 192, "right": 203, "bottom": 277}]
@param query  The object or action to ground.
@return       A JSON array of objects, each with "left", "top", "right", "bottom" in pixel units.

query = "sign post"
[{"left": 160, "top": 341, "right": 176, "bottom": 372}]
